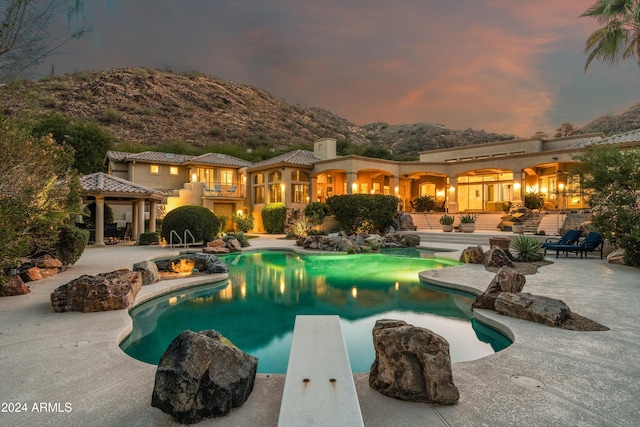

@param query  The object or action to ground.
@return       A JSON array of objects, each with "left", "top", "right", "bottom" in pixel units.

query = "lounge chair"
[
  {"left": 226, "top": 185, "right": 237, "bottom": 195},
  {"left": 543, "top": 231, "right": 604, "bottom": 259},
  {"left": 541, "top": 229, "right": 583, "bottom": 249}
]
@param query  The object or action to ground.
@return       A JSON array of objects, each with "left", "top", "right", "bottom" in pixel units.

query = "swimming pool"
[{"left": 120, "top": 250, "right": 511, "bottom": 373}]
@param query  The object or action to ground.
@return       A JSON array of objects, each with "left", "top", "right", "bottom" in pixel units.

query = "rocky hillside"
[
  {"left": 4, "top": 67, "right": 636, "bottom": 158},
  {"left": 578, "top": 102, "right": 640, "bottom": 135}
]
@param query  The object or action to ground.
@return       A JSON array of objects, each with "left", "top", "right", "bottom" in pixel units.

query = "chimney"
[{"left": 314, "top": 137, "right": 337, "bottom": 160}]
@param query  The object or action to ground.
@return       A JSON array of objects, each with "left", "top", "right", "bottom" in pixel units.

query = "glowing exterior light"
[
  {"left": 351, "top": 182, "right": 358, "bottom": 192},
  {"left": 513, "top": 182, "right": 521, "bottom": 190},
  {"left": 191, "top": 173, "right": 197, "bottom": 182},
  {"left": 558, "top": 183, "right": 565, "bottom": 191},
  {"left": 449, "top": 186, "right": 455, "bottom": 193},
  {"left": 351, "top": 287, "right": 358, "bottom": 298},
  {"left": 436, "top": 190, "right": 445, "bottom": 198}
]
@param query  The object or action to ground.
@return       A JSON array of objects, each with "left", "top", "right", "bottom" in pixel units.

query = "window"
[
  {"left": 254, "top": 186, "right": 265, "bottom": 204},
  {"left": 220, "top": 169, "right": 234, "bottom": 186},
  {"left": 269, "top": 171, "right": 282, "bottom": 182},
  {"left": 169, "top": 166, "right": 179, "bottom": 175},
  {"left": 254, "top": 173, "right": 264, "bottom": 185},
  {"left": 291, "top": 170, "right": 309, "bottom": 181},
  {"left": 149, "top": 164, "right": 159, "bottom": 174},
  {"left": 292, "top": 184, "right": 309, "bottom": 203},
  {"left": 269, "top": 184, "right": 283, "bottom": 203}
]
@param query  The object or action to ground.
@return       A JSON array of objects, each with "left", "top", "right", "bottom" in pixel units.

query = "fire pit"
[{"left": 154, "top": 253, "right": 228, "bottom": 280}]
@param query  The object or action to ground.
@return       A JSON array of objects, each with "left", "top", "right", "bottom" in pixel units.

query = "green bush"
[
  {"left": 439, "top": 214, "right": 455, "bottom": 225},
  {"left": 290, "top": 216, "right": 314, "bottom": 238},
  {"left": 55, "top": 224, "right": 89, "bottom": 265},
  {"left": 138, "top": 232, "right": 160, "bottom": 245},
  {"left": 161, "top": 206, "right": 220, "bottom": 244},
  {"left": 232, "top": 212, "right": 255, "bottom": 233},
  {"left": 411, "top": 195, "right": 437, "bottom": 212},
  {"left": 262, "top": 203, "right": 287, "bottom": 233},
  {"left": 621, "top": 225, "right": 640, "bottom": 268},
  {"left": 524, "top": 191, "right": 545, "bottom": 210},
  {"left": 509, "top": 234, "right": 545, "bottom": 262},
  {"left": 326, "top": 194, "right": 398, "bottom": 234},
  {"left": 304, "top": 202, "right": 330, "bottom": 224}
]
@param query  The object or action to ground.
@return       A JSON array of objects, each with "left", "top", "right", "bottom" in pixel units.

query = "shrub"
[
  {"left": 262, "top": 203, "right": 287, "bottom": 233},
  {"left": 138, "top": 232, "right": 160, "bottom": 245},
  {"left": 232, "top": 212, "right": 255, "bottom": 233},
  {"left": 326, "top": 194, "right": 398, "bottom": 234},
  {"left": 290, "top": 216, "right": 314, "bottom": 238},
  {"left": 459, "top": 213, "right": 478, "bottom": 224},
  {"left": 509, "top": 234, "right": 545, "bottom": 262},
  {"left": 215, "top": 214, "right": 228, "bottom": 236},
  {"left": 621, "top": 225, "right": 640, "bottom": 268},
  {"left": 439, "top": 214, "right": 455, "bottom": 225},
  {"left": 411, "top": 195, "right": 437, "bottom": 212},
  {"left": 524, "top": 191, "right": 545, "bottom": 210},
  {"left": 304, "top": 202, "right": 330, "bottom": 224},
  {"left": 55, "top": 224, "right": 89, "bottom": 265},
  {"left": 161, "top": 206, "right": 220, "bottom": 244}
]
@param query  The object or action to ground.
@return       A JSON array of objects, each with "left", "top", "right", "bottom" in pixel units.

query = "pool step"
[{"left": 277, "top": 315, "right": 364, "bottom": 427}]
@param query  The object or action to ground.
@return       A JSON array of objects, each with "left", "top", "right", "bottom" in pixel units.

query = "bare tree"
[
  {"left": 0, "top": 0, "right": 86, "bottom": 83},
  {"left": 554, "top": 122, "right": 579, "bottom": 138}
]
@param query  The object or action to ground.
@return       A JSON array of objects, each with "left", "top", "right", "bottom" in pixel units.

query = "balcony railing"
[{"left": 203, "top": 183, "right": 245, "bottom": 198}]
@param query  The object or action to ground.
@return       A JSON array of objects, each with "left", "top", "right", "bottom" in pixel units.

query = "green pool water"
[{"left": 120, "top": 250, "right": 511, "bottom": 373}]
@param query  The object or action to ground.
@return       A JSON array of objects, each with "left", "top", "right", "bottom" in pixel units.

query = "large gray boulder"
[
  {"left": 133, "top": 260, "right": 160, "bottom": 285},
  {"left": 472, "top": 266, "right": 525, "bottom": 310},
  {"left": 369, "top": 319, "right": 459, "bottom": 405},
  {"left": 483, "top": 247, "right": 514, "bottom": 269},
  {"left": 51, "top": 270, "right": 142, "bottom": 312},
  {"left": 494, "top": 292, "right": 571, "bottom": 327},
  {"left": 152, "top": 329, "right": 258, "bottom": 424},
  {"left": 155, "top": 253, "right": 228, "bottom": 274}
]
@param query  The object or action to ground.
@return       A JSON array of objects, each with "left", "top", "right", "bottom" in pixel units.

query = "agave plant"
[{"left": 509, "top": 234, "right": 545, "bottom": 262}]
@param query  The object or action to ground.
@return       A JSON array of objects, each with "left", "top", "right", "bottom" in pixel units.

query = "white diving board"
[{"left": 277, "top": 315, "right": 364, "bottom": 427}]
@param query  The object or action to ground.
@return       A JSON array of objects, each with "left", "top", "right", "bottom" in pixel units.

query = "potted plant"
[
  {"left": 439, "top": 214, "right": 455, "bottom": 232},
  {"left": 458, "top": 213, "right": 478, "bottom": 233}
]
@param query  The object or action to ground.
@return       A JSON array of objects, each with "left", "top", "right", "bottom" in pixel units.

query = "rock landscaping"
[{"left": 296, "top": 231, "right": 421, "bottom": 253}]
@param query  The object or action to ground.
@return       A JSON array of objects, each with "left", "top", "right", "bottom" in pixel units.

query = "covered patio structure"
[{"left": 80, "top": 172, "right": 166, "bottom": 246}]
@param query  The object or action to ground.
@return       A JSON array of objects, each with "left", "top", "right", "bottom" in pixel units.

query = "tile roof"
[
  {"left": 190, "top": 152, "right": 253, "bottom": 167},
  {"left": 81, "top": 172, "right": 165, "bottom": 199},
  {"left": 566, "top": 129, "right": 640, "bottom": 149},
  {"left": 106, "top": 151, "right": 194, "bottom": 164},
  {"left": 249, "top": 150, "right": 321, "bottom": 169}
]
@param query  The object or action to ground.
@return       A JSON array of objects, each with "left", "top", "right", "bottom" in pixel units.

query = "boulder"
[
  {"left": 472, "top": 266, "right": 525, "bottom": 310},
  {"left": 369, "top": 319, "right": 459, "bottom": 405},
  {"left": 494, "top": 292, "right": 571, "bottom": 327},
  {"left": 133, "top": 260, "right": 160, "bottom": 285},
  {"left": 155, "top": 253, "right": 228, "bottom": 274},
  {"left": 51, "top": 270, "right": 142, "bottom": 312},
  {"left": 1, "top": 276, "right": 30, "bottom": 296},
  {"left": 459, "top": 246, "right": 484, "bottom": 264},
  {"left": 152, "top": 330, "right": 258, "bottom": 424},
  {"left": 398, "top": 213, "right": 417, "bottom": 231},
  {"left": 226, "top": 238, "right": 242, "bottom": 252},
  {"left": 401, "top": 233, "right": 421, "bottom": 247},
  {"left": 20, "top": 267, "right": 43, "bottom": 282},
  {"left": 207, "top": 239, "right": 226, "bottom": 248},
  {"left": 37, "top": 256, "right": 62, "bottom": 269},
  {"left": 203, "top": 246, "right": 230, "bottom": 254},
  {"left": 607, "top": 248, "right": 626, "bottom": 265},
  {"left": 484, "top": 247, "right": 514, "bottom": 269}
]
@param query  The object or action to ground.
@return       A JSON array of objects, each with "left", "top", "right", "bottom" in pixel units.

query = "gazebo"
[{"left": 80, "top": 172, "right": 166, "bottom": 246}]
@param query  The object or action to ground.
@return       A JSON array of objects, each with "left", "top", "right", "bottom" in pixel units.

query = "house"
[{"left": 97, "top": 130, "right": 640, "bottom": 234}]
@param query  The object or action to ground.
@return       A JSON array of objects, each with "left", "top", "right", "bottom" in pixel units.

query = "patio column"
[
  {"left": 447, "top": 177, "right": 458, "bottom": 213},
  {"left": 137, "top": 199, "right": 146, "bottom": 241},
  {"left": 149, "top": 200, "right": 157, "bottom": 233},
  {"left": 310, "top": 176, "right": 317, "bottom": 202},
  {"left": 132, "top": 201, "right": 139, "bottom": 241},
  {"left": 346, "top": 172, "right": 357, "bottom": 194},
  {"left": 512, "top": 171, "right": 523, "bottom": 207},
  {"left": 94, "top": 196, "right": 105, "bottom": 247}
]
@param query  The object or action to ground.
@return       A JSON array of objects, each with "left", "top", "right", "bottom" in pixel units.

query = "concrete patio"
[{"left": 1, "top": 235, "right": 638, "bottom": 426}]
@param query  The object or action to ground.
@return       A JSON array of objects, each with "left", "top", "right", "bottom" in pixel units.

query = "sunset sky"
[{"left": 40, "top": 0, "right": 640, "bottom": 137}]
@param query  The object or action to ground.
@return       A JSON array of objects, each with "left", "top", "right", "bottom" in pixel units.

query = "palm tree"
[{"left": 581, "top": 0, "right": 640, "bottom": 72}]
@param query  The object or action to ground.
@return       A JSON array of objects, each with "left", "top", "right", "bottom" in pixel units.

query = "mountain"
[
  {"left": 4, "top": 67, "right": 633, "bottom": 158},
  {"left": 578, "top": 102, "right": 640, "bottom": 135}
]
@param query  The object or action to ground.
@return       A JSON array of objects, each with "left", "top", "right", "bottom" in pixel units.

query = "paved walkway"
[{"left": 1, "top": 236, "right": 638, "bottom": 426}]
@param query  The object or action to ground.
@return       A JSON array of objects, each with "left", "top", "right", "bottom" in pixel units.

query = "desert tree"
[{"left": 0, "top": 0, "right": 86, "bottom": 83}]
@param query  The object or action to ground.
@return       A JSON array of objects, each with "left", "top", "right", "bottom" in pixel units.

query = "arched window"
[
  {"left": 291, "top": 170, "right": 309, "bottom": 181},
  {"left": 269, "top": 171, "right": 283, "bottom": 203}
]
